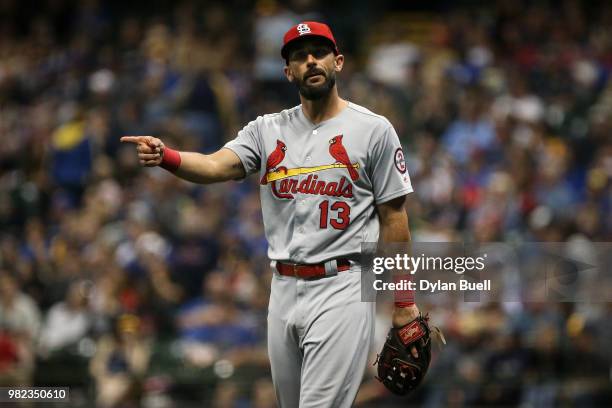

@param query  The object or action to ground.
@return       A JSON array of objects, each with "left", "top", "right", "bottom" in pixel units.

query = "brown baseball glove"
[{"left": 375, "top": 314, "right": 445, "bottom": 395}]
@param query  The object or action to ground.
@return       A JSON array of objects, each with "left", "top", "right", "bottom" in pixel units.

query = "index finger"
[{"left": 120, "top": 136, "right": 147, "bottom": 144}]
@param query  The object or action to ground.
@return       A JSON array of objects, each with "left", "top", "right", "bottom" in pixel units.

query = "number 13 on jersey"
[{"left": 319, "top": 200, "right": 350, "bottom": 230}]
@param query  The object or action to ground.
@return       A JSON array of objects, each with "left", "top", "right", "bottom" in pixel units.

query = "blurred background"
[{"left": 0, "top": 0, "right": 611, "bottom": 406}]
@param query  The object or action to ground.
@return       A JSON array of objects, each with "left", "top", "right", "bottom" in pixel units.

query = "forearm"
[
  {"left": 379, "top": 210, "right": 411, "bottom": 243},
  {"left": 163, "top": 148, "right": 245, "bottom": 184},
  {"left": 377, "top": 197, "right": 419, "bottom": 324},
  {"left": 120, "top": 136, "right": 246, "bottom": 183},
  {"left": 379, "top": 206, "right": 415, "bottom": 305},
  {"left": 172, "top": 152, "right": 225, "bottom": 184}
]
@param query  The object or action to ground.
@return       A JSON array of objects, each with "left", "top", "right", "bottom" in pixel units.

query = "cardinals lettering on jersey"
[{"left": 261, "top": 136, "right": 362, "bottom": 199}]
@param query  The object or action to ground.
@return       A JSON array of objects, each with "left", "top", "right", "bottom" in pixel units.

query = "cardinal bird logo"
[
  {"left": 261, "top": 140, "right": 288, "bottom": 184},
  {"left": 329, "top": 135, "right": 359, "bottom": 181}
]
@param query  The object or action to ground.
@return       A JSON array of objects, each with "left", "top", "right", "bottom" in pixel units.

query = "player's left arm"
[{"left": 376, "top": 195, "right": 421, "bottom": 330}]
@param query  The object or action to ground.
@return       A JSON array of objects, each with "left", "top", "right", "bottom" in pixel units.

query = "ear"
[
  {"left": 284, "top": 65, "right": 295, "bottom": 83},
  {"left": 333, "top": 54, "right": 344, "bottom": 72}
]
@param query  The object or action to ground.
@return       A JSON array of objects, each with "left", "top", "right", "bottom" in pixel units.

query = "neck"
[{"left": 300, "top": 86, "right": 347, "bottom": 124}]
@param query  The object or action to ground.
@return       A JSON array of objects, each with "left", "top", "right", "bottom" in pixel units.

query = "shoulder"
[
  {"left": 345, "top": 103, "right": 396, "bottom": 150},
  {"left": 251, "top": 105, "right": 301, "bottom": 128},
  {"left": 346, "top": 102, "right": 393, "bottom": 130}
]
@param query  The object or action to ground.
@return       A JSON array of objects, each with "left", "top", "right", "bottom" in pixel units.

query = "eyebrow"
[{"left": 289, "top": 43, "right": 332, "bottom": 55}]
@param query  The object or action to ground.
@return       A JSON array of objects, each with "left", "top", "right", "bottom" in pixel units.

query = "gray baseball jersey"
[
  {"left": 224, "top": 101, "right": 413, "bottom": 264},
  {"left": 224, "top": 101, "right": 413, "bottom": 407}
]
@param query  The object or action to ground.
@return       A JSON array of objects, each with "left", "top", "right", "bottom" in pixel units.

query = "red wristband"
[
  {"left": 393, "top": 274, "right": 415, "bottom": 307},
  {"left": 160, "top": 147, "right": 181, "bottom": 172}
]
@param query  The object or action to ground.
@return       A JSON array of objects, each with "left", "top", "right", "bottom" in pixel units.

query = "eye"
[
  {"left": 289, "top": 49, "right": 308, "bottom": 62},
  {"left": 312, "top": 47, "right": 332, "bottom": 59}
]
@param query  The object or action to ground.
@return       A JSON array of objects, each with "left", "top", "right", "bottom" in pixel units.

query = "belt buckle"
[{"left": 292, "top": 263, "right": 299, "bottom": 277}]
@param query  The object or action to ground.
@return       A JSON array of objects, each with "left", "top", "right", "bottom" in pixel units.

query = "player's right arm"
[{"left": 120, "top": 136, "right": 245, "bottom": 184}]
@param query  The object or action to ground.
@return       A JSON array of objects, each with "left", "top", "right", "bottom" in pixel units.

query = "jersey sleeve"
[
  {"left": 369, "top": 124, "right": 413, "bottom": 204},
  {"left": 223, "top": 118, "right": 262, "bottom": 177}
]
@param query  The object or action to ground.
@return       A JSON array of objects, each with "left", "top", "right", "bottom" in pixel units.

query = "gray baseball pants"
[{"left": 267, "top": 264, "right": 375, "bottom": 407}]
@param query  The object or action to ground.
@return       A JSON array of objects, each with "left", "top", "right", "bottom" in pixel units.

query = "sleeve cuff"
[{"left": 375, "top": 187, "right": 414, "bottom": 205}]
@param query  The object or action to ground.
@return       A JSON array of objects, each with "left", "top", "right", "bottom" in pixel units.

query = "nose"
[{"left": 306, "top": 53, "right": 317, "bottom": 66}]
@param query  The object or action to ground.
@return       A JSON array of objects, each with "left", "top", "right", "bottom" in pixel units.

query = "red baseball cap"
[{"left": 281, "top": 21, "right": 339, "bottom": 59}]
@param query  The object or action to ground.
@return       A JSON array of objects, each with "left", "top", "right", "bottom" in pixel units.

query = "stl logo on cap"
[
  {"left": 281, "top": 21, "right": 339, "bottom": 59},
  {"left": 297, "top": 23, "right": 311, "bottom": 35}
]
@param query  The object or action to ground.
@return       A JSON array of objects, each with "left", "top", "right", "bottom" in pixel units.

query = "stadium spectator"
[
  {"left": 90, "top": 314, "right": 151, "bottom": 408},
  {"left": 38, "top": 280, "right": 92, "bottom": 355},
  {"left": 0, "top": 272, "right": 41, "bottom": 387}
]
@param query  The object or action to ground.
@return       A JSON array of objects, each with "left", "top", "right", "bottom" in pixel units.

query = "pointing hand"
[{"left": 120, "top": 136, "right": 165, "bottom": 167}]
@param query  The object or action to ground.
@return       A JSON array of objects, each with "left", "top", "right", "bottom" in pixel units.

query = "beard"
[{"left": 294, "top": 70, "right": 336, "bottom": 100}]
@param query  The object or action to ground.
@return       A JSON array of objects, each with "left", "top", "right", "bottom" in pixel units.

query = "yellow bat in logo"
[{"left": 263, "top": 162, "right": 360, "bottom": 183}]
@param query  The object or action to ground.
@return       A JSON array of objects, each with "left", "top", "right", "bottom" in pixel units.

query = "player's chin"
[{"left": 299, "top": 82, "right": 332, "bottom": 100}]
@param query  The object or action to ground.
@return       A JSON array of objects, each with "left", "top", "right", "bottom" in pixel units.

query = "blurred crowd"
[{"left": 0, "top": 0, "right": 611, "bottom": 407}]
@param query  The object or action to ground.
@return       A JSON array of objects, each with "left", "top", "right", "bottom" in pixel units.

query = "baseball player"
[{"left": 122, "top": 21, "right": 422, "bottom": 407}]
